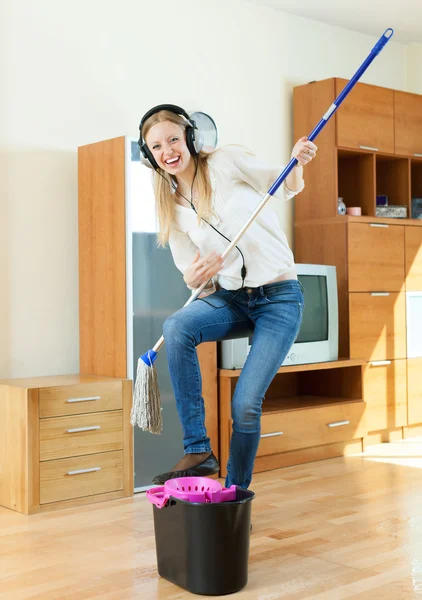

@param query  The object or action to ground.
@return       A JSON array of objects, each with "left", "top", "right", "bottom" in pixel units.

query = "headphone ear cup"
[
  {"left": 193, "top": 128, "right": 204, "bottom": 154},
  {"left": 139, "top": 142, "right": 158, "bottom": 170},
  {"left": 186, "top": 125, "right": 204, "bottom": 156}
]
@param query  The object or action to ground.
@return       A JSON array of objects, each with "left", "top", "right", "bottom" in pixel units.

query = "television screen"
[{"left": 296, "top": 275, "right": 328, "bottom": 343}]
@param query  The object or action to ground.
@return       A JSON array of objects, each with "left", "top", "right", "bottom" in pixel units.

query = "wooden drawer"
[
  {"left": 348, "top": 223, "right": 405, "bottom": 292},
  {"left": 405, "top": 226, "right": 422, "bottom": 291},
  {"left": 363, "top": 360, "right": 407, "bottom": 431},
  {"left": 349, "top": 292, "right": 407, "bottom": 361},
  {"left": 39, "top": 381, "right": 122, "bottom": 418},
  {"left": 408, "top": 358, "right": 422, "bottom": 425},
  {"left": 40, "top": 450, "right": 124, "bottom": 504},
  {"left": 256, "top": 401, "right": 365, "bottom": 457},
  {"left": 40, "top": 410, "right": 123, "bottom": 461}
]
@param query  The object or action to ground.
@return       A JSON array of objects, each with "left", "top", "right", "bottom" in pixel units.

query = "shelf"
[
  {"left": 262, "top": 396, "right": 363, "bottom": 415},
  {"left": 411, "top": 160, "right": 422, "bottom": 199},
  {"left": 295, "top": 215, "right": 422, "bottom": 227},
  {"left": 337, "top": 149, "right": 375, "bottom": 216},
  {"left": 218, "top": 358, "right": 365, "bottom": 379},
  {"left": 376, "top": 155, "right": 410, "bottom": 213}
]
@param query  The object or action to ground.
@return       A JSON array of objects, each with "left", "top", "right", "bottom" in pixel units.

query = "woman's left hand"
[{"left": 291, "top": 136, "right": 318, "bottom": 167}]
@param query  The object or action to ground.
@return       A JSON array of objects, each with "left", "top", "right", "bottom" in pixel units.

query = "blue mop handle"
[{"left": 268, "top": 27, "right": 394, "bottom": 196}]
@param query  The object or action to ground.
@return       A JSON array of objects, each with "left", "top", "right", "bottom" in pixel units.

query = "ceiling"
[{"left": 248, "top": 0, "right": 422, "bottom": 44}]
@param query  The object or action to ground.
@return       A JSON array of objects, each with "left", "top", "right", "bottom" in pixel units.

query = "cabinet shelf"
[
  {"left": 337, "top": 149, "right": 412, "bottom": 217},
  {"left": 295, "top": 214, "right": 422, "bottom": 227},
  {"left": 218, "top": 358, "right": 364, "bottom": 378},
  {"left": 337, "top": 149, "right": 375, "bottom": 216},
  {"left": 262, "top": 396, "right": 363, "bottom": 415},
  {"left": 411, "top": 159, "right": 422, "bottom": 200},
  {"left": 376, "top": 155, "right": 410, "bottom": 212},
  {"left": 218, "top": 359, "right": 365, "bottom": 476}
]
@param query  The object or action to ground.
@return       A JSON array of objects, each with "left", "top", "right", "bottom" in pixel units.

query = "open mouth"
[{"left": 165, "top": 156, "right": 180, "bottom": 168}]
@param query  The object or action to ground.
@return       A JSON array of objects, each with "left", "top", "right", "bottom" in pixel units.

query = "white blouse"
[{"left": 168, "top": 145, "right": 304, "bottom": 290}]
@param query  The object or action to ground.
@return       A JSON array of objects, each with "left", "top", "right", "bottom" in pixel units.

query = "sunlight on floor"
[{"left": 359, "top": 436, "right": 422, "bottom": 469}]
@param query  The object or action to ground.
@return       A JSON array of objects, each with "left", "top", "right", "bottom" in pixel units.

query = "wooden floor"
[{"left": 2, "top": 439, "right": 422, "bottom": 599}]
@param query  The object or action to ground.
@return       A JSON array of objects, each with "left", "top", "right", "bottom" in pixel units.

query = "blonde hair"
[{"left": 142, "top": 110, "right": 214, "bottom": 246}]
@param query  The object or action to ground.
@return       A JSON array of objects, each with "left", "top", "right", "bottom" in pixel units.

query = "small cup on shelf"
[{"left": 346, "top": 207, "right": 362, "bottom": 216}]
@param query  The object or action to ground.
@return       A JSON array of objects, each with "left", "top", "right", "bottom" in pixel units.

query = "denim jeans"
[{"left": 162, "top": 279, "right": 304, "bottom": 489}]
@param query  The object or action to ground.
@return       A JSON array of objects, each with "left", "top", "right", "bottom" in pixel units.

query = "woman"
[{"left": 139, "top": 105, "right": 317, "bottom": 489}]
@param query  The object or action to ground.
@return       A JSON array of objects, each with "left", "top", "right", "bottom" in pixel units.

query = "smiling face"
[{"left": 145, "top": 120, "right": 192, "bottom": 176}]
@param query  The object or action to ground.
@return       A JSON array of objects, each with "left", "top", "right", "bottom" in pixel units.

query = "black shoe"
[{"left": 152, "top": 452, "right": 219, "bottom": 485}]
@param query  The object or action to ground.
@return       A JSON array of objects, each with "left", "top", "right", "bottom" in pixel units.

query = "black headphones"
[{"left": 138, "top": 104, "right": 204, "bottom": 170}]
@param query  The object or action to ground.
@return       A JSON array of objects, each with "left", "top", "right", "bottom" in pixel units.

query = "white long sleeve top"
[{"left": 168, "top": 145, "right": 304, "bottom": 290}]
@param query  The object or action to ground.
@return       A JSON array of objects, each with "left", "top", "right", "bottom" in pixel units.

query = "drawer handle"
[
  {"left": 359, "top": 145, "right": 379, "bottom": 151},
  {"left": 67, "top": 467, "right": 101, "bottom": 476},
  {"left": 414, "top": 153, "right": 422, "bottom": 158},
  {"left": 369, "top": 223, "right": 389, "bottom": 228},
  {"left": 371, "top": 292, "right": 390, "bottom": 296},
  {"left": 327, "top": 420, "right": 350, "bottom": 428},
  {"left": 66, "top": 426, "right": 101, "bottom": 433},
  {"left": 369, "top": 360, "right": 391, "bottom": 366},
  {"left": 260, "top": 431, "right": 284, "bottom": 438},
  {"left": 67, "top": 396, "right": 100, "bottom": 403}
]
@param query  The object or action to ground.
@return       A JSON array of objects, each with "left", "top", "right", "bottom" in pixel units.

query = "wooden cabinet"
[
  {"left": 294, "top": 78, "right": 422, "bottom": 220},
  {"left": 405, "top": 226, "right": 422, "bottom": 290},
  {"left": 296, "top": 217, "right": 419, "bottom": 441},
  {"left": 363, "top": 360, "right": 407, "bottom": 431},
  {"left": 348, "top": 222, "right": 405, "bottom": 292},
  {"left": 294, "top": 78, "right": 422, "bottom": 445},
  {"left": 0, "top": 375, "right": 133, "bottom": 515},
  {"left": 218, "top": 360, "right": 365, "bottom": 477},
  {"left": 407, "top": 358, "right": 422, "bottom": 425},
  {"left": 394, "top": 91, "right": 422, "bottom": 157},
  {"left": 335, "top": 79, "right": 394, "bottom": 154},
  {"left": 78, "top": 137, "right": 219, "bottom": 484},
  {"left": 349, "top": 292, "right": 407, "bottom": 361}
]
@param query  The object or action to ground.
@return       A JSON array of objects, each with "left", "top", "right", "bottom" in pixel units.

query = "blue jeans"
[{"left": 162, "top": 280, "right": 304, "bottom": 489}]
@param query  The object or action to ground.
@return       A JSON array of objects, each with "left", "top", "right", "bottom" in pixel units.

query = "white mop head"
[{"left": 130, "top": 354, "right": 163, "bottom": 434}]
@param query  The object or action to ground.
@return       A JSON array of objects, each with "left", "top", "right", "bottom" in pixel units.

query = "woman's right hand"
[{"left": 184, "top": 250, "right": 224, "bottom": 289}]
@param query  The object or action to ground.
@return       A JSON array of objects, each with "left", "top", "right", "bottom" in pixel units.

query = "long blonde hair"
[{"left": 142, "top": 110, "right": 214, "bottom": 246}]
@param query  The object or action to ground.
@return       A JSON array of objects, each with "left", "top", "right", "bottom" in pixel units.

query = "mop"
[{"left": 131, "top": 28, "right": 394, "bottom": 434}]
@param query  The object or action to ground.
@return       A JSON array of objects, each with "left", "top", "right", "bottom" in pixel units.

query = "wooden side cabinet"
[
  {"left": 218, "top": 360, "right": 365, "bottom": 477},
  {"left": 0, "top": 375, "right": 133, "bottom": 515}
]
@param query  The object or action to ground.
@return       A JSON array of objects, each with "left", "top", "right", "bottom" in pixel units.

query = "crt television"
[{"left": 219, "top": 264, "right": 339, "bottom": 368}]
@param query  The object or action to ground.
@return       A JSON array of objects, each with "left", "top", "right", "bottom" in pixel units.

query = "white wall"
[
  {"left": 406, "top": 43, "right": 422, "bottom": 94},
  {"left": 0, "top": 0, "right": 409, "bottom": 378}
]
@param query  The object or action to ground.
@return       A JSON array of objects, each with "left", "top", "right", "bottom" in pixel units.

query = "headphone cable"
[{"left": 155, "top": 159, "right": 247, "bottom": 294}]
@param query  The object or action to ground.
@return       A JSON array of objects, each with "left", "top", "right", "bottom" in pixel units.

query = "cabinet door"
[
  {"left": 349, "top": 292, "right": 407, "bottom": 361},
  {"left": 363, "top": 359, "right": 407, "bottom": 431},
  {"left": 408, "top": 358, "right": 422, "bottom": 425},
  {"left": 394, "top": 91, "right": 422, "bottom": 157},
  {"left": 348, "top": 223, "right": 405, "bottom": 292},
  {"left": 335, "top": 79, "right": 394, "bottom": 153},
  {"left": 405, "top": 226, "right": 422, "bottom": 291}
]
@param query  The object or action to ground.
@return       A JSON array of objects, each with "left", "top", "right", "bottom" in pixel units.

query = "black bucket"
[{"left": 151, "top": 487, "right": 255, "bottom": 596}]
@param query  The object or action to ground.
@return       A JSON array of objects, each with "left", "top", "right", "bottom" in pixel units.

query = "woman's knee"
[
  {"left": 231, "top": 398, "right": 262, "bottom": 434},
  {"left": 163, "top": 311, "right": 196, "bottom": 347}
]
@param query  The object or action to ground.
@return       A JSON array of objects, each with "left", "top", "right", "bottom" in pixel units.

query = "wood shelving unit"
[
  {"left": 294, "top": 76, "right": 422, "bottom": 448},
  {"left": 218, "top": 359, "right": 365, "bottom": 476}
]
